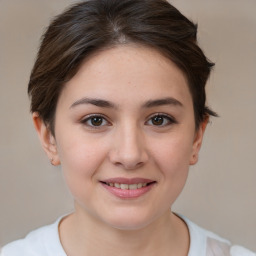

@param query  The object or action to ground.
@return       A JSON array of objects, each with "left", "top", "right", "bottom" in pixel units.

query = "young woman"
[{"left": 1, "top": 0, "right": 255, "bottom": 255}]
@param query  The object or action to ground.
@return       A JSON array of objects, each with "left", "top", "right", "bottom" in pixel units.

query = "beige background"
[{"left": 0, "top": 0, "right": 255, "bottom": 251}]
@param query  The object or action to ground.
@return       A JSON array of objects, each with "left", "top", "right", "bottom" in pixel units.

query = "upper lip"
[{"left": 101, "top": 177, "right": 155, "bottom": 184}]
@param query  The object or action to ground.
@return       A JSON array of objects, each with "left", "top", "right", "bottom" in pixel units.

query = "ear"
[
  {"left": 189, "top": 116, "right": 209, "bottom": 165},
  {"left": 32, "top": 112, "right": 60, "bottom": 166}
]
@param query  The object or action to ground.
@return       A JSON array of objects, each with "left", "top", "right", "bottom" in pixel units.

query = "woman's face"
[{"left": 40, "top": 45, "right": 206, "bottom": 229}]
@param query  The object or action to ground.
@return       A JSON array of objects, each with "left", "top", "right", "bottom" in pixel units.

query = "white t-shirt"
[{"left": 1, "top": 215, "right": 255, "bottom": 256}]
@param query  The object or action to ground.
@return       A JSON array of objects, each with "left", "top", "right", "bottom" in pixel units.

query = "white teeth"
[
  {"left": 137, "top": 183, "right": 142, "bottom": 188},
  {"left": 120, "top": 184, "right": 129, "bottom": 190},
  {"left": 128, "top": 184, "right": 138, "bottom": 190},
  {"left": 106, "top": 182, "right": 151, "bottom": 189},
  {"left": 114, "top": 183, "right": 120, "bottom": 188}
]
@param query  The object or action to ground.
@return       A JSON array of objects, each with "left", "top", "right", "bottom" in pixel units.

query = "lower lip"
[{"left": 101, "top": 183, "right": 155, "bottom": 199}]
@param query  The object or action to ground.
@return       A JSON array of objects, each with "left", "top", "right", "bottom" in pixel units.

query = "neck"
[{"left": 59, "top": 208, "right": 189, "bottom": 256}]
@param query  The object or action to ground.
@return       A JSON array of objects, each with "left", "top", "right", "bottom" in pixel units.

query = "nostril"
[
  {"left": 108, "top": 137, "right": 149, "bottom": 169},
  {"left": 114, "top": 161, "right": 144, "bottom": 170}
]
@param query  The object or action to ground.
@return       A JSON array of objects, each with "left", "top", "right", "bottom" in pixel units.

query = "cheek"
[
  {"left": 151, "top": 133, "right": 194, "bottom": 172},
  {"left": 144, "top": 135, "right": 193, "bottom": 210},
  {"left": 56, "top": 134, "right": 108, "bottom": 191},
  {"left": 156, "top": 136, "right": 193, "bottom": 200}
]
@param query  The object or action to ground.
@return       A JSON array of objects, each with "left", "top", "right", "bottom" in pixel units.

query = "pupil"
[
  {"left": 92, "top": 117, "right": 103, "bottom": 126},
  {"left": 153, "top": 116, "right": 163, "bottom": 125}
]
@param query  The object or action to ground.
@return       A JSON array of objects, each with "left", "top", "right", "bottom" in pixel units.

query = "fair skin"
[{"left": 33, "top": 45, "right": 208, "bottom": 256}]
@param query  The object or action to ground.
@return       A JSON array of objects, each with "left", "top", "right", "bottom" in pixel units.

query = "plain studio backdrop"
[{"left": 0, "top": 0, "right": 255, "bottom": 251}]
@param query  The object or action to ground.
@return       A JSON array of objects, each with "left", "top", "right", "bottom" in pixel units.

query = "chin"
[{"left": 101, "top": 210, "right": 158, "bottom": 231}]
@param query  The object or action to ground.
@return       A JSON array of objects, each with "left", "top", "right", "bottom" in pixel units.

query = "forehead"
[{"left": 59, "top": 45, "right": 192, "bottom": 108}]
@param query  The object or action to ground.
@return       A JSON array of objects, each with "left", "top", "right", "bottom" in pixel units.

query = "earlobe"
[
  {"left": 189, "top": 116, "right": 209, "bottom": 165},
  {"left": 32, "top": 112, "right": 60, "bottom": 166}
]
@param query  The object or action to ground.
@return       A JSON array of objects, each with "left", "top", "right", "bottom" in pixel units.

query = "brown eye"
[
  {"left": 91, "top": 116, "right": 103, "bottom": 126},
  {"left": 81, "top": 115, "right": 109, "bottom": 128},
  {"left": 152, "top": 116, "right": 164, "bottom": 126},
  {"left": 146, "top": 114, "right": 177, "bottom": 127}
]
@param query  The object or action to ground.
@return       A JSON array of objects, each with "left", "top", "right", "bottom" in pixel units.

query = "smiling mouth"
[
  {"left": 101, "top": 181, "right": 156, "bottom": 190},
  {"left": 100, "top": 178, "right": 156, "bottom": 198}
]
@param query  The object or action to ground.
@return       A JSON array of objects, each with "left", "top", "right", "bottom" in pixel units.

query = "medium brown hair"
[{"left": 28, "top": 0, "right": 217, "bottom": 134}]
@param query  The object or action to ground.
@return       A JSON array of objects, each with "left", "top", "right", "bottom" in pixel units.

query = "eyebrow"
[
  {"left": 70, "top": 97, "right": 116, "bottom": 109},
  {"left": 142, "top": 97, "right": 183, "bottom": 108},
  {"left": 70, "top": 97, "right": 183, "bottom": 109}
]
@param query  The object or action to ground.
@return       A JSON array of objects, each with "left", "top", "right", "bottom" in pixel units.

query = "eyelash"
[
  {"left": 80, "top": 113, "right": 177, "bottom": 129},
  {"left": 145, "top": 113, "right": 177, "bottom": 127},
  {"left": 80, "top": 114, "right": 110, "bottom": 129}
]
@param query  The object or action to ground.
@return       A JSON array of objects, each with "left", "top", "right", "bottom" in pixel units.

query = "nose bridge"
[{"left": 109, "top": 120, "right": 148, "bottom": 169}]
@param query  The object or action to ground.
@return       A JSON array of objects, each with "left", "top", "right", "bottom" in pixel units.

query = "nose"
[{"left": 108, "top": 124, "right": 149, "bottom": 170}]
